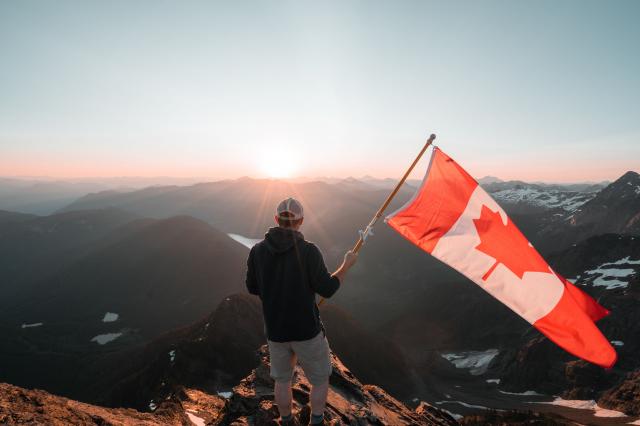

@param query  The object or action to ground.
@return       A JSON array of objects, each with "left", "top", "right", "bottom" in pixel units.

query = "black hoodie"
[{"left": 246, "top": 226, "right": 340, "bottom": 342}]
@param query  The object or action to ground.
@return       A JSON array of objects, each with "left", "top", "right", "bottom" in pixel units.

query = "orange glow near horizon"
[{"left": 0, "top": 152, "right": 637, "bottom": 183}]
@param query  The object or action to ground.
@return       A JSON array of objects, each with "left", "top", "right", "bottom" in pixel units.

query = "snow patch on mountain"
[
  {"left": 436, "top": 400, "right": 492, "bottom": 410},
  {"left": 499, "top": 390, "right": 544, "bottom": 396},
  {"left": 599, "top": 256, "right": 640, "bottom": 266},
  {"left": 439, "top": 408, "right": 463, "bottom": 420},
  {"left": 441, "top": 349, "right": 499, "bottom": 375},
  {"left": 581, "top": 256, "right": 640, "bottom": 289},
  {"left": 489, "top": 187, "right": 595, "bottom": 211},
  {"left": 102, "top": 312, "right": 118, "bottom": 322},
  {"left": 21, "top": 322, "right": 43, "bottom": 329},
  {"left": 91, "top": 332, "right": 123, "bottom": 345},
  {"left": 537, "top": 398, "right": 627, "bottom": 418}
]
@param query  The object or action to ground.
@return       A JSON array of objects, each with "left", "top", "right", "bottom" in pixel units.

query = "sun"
[{"left": 259, "top": 150, "right": 299, "bottom": 178}]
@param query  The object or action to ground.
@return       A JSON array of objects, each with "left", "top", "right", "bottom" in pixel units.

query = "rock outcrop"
[
  {"left": 104, "top": 294, "right": 416, "bottom": 412},
  {"left": 181, "top": 345, "right": 457, "bottom": 425},
  {"left": 598, "top": 370, "right": 640, "bottom": 415},
  {"left": 0, "top": 382, "right": 189, "bottom": 425}
]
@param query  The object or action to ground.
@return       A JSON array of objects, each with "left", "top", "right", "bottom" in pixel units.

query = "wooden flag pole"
[{"left": 318, "top": 133, "right": 436, "bottom": 307}]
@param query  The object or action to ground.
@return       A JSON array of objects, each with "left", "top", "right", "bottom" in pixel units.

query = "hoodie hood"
[{"left": 264, "top": 226, "right": 304, "bottom": 255}]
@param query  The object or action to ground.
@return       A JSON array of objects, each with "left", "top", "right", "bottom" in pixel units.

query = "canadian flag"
[{"left": 386, "top": 147, "right": 616, "bottom": 368}]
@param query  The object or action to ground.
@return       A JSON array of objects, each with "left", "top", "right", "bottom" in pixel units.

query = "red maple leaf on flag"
[{"left": 473, "top": 205, "right": 550, "bottom": 281}]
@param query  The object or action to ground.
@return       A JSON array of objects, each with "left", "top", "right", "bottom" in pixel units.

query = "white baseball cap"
[{"left": 276, "top": 197, "right": 304, "bottom": 220}]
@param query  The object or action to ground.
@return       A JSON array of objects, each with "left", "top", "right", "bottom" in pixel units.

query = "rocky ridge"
[{"left": 0, "top": 344, "right": 457, "bottom": 425}]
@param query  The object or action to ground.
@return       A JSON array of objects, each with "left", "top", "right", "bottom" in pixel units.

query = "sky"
[{"left": 1, "top": 0, "right": 638, "bottom": 183}]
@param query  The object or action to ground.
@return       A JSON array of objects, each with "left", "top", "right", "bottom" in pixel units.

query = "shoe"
[
  {"left": 280, "top": 415, "right": 301, "bottom": 426},
  {"left": 308, "top": 413, "right": 326, "bottom": 426}
]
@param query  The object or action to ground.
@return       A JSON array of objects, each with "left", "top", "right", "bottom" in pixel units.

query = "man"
[{"left": 246, "top": 197, "right": 358, "bottom": 425}]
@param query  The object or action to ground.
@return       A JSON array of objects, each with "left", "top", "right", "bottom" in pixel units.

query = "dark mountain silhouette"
[
  {"left": 7, "top": 215, "right": 247, "bottom": 337},
  {"left": 99, "top": 293, "right": 268, "bottom": 409},
  {"left": 90, "top": 294, "right": 415, "bottom": 411},
  {"left": 0, "top": 215, "right": 248, "bottom": 400},
  {"left": 0, "top": 209, "right": 37, "bottom": 225},
  {"left": 0, "top": 208, "right": 140, "bottom": 302},
  {"left": 570, "top": 171, "right": 640, "bottom": 232},
  {"left": 537, "top": 171, "right": 640, "bottom": 250}
]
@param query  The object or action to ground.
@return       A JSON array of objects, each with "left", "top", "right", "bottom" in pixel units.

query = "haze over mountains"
[
  {"left": 1, "top": 169, "right": 639, "bottom": 424},
  {"left": 0, "top": 177, "right": 209, "bottom": 215},
  {"left": 0, "top": 174, "right": 610, "bottom": 214}
]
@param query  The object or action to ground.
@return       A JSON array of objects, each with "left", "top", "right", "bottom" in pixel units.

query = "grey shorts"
[{"left": 267, "top": 331, "right": 332, "bottom": 385}]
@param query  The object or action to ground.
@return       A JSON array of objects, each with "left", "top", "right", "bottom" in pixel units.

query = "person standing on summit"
[{"left": 245, "top": 197, "right": 358, "bottom": 425}]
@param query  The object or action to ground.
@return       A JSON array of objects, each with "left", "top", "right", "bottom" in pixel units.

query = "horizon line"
[{"left": 1, "top": 172, "right": 631, "bottom": 186}]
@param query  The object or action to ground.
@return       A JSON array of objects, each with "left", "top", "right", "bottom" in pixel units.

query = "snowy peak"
[
  {"left": 492, "top": 186, "right": 594, "bottom": 212},
  {"left": 482, "top": 181, "right": 599, "bottom": 212}
]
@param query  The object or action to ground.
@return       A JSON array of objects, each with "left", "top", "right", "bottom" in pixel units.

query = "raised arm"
[
  {"left": 307, "top": 244, "right": 357, "bottom": 298},
  {"left": 331, "top": 250, "right": 358, "bottom": 283}
]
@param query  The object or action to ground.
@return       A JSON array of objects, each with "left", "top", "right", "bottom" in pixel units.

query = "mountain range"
[{"left": 0, "top": 170, "right": 638, "bottom": 425}]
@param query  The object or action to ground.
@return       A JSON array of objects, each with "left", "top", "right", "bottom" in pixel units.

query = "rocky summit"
[
  {"left": 0, "top": 382, "right": 188, "bottom": 425},
  {"left": 0, "top": 344, "right": 456, "bottom": 426}
]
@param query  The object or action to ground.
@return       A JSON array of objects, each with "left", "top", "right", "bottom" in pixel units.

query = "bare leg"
[
  {"left": 310, "top": 380, "right": 329, "bottom": 418},
  {"left": 274, "top": 380, "right": 293, "bottom": 417}
]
